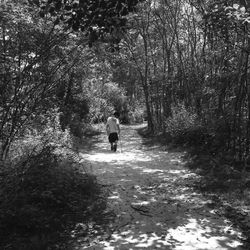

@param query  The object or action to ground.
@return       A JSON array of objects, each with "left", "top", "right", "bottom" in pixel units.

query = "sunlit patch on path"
[
  {"left": 82, "top": 151, "right": 152, "bottom": 164},
  {"left": 77, "top": 124, "right": 245, "bottom": 250}
]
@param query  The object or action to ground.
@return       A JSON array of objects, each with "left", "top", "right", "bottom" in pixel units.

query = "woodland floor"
[{"left": 74, "top": 123, "right": 248, "bottom": 250}]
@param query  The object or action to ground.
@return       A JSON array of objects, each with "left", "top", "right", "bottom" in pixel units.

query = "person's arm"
[
  {"left": 106, "top": 123, "right": 110, "bottom": 135},
  {"left": 117, "top": 119, "right": 120, "bottom": 136},
  {"left": 117, "top": 124, "right": 120, "bottom": 135}
]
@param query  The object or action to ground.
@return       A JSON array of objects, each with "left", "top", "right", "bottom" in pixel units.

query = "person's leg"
[
  {"left": 109, "top": 134, "right": 113, "bottom": 151},
  {"left": 109, "top": 133, "right": 116, "bottom": 151},
  {"left": 113, "top": 133, "right": 119, "bottom": 152},
  {"left": 113, "top": 141, "right": 117, "bottom": 152}
]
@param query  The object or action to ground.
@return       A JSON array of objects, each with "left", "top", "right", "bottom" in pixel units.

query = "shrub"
[
  {"left": 89, "top": 97, "right": 114, "bottom": 123},
  {"left": 7, "top": 109, "right": 72, "bottom": 165},
  {"left": 127, "top": 108, "right": 144, "bottom": 124},
  {"left": 0, "top": 145, "right": 100, "bottom": 249},
  {"left": 0, "top": 108, "right": 110, "bottom": 249},
  {"left": 165, "top": 104, "right": 204, "bottom": 145}
]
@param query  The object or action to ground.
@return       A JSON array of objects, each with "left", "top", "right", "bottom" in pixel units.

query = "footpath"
[{"left": 78, "top": 124, "right": 245, "bottom": 250}]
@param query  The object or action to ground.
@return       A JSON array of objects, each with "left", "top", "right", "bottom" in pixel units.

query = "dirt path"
[{"left": 78, "top": 124, "right": 244, "bottom": 250}]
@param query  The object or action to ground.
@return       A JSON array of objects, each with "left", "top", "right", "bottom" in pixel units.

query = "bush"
[
  {"left": 7, "top": 109, "right": 72, "bottom": 165},
  {"left": 89, "top": 97, "right": 114, "bottom": 123},
  {"left": 165, "top": 105, "right": 238, "bottom": 157},
  {"left": 127, "top": 108, "right": 144, "bottom": 124},
  {"left": 0, "top": 145, "right": 100, "bottom": 249},
  {"left": 0, "top": 109, "right": 105, "bottom": 249},
  {"left": 165, "top": 104, "right": 204, "bottom": 145}
]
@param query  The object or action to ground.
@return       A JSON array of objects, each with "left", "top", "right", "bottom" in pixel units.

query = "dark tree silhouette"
[{"left": 38, "top": 0, "right": 145, "bottom": 46}]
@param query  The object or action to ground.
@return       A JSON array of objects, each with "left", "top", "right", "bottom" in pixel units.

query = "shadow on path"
[{"left": 75, "top": 124, "right": 245, "bottom": 249}]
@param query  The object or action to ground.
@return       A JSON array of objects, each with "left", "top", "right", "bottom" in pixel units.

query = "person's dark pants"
[{"left": 108, "top": 133, "right": 118, "bottom": 151}]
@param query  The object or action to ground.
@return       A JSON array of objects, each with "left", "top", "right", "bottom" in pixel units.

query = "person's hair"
[{"left": 113, "top": 111, "right": 119, "bottom": 118}]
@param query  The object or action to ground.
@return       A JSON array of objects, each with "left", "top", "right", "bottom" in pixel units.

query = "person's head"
[{"left": 113, "top": 111, "right": 119, "bottom": 118}]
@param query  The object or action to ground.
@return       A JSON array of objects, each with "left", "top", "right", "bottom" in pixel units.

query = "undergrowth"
[
  {"left": 139, "top": 105, "right": 250, "bottom": 246},
  {"left": 0, "top": 112, "right": 110, "bottom": 250},
  {"left": 0, "top": 145, "right": 105, "bottom": 250}
]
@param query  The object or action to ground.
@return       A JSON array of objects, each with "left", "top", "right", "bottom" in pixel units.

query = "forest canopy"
[
  {"left": 38, "top": 0, "right": 145, "bottom": 45},
  {"left": 1, "top": 0, "right": 250, "bottom": 163}
]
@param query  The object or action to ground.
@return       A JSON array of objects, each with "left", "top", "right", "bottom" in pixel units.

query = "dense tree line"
[
  {"left": 0, "top": 1, "right": 144, "bottom": 248},
  {"left": 1, "top": 0, "right": 250, "bottom": 165},
  {"left": 113, "top": 0, "right": 250, "bottom": 167},
  {"left": 0, "top": 0, "right": 143, "bottom": 161}
]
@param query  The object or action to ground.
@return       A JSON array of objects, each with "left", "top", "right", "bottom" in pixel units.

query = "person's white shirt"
[{"left": 106, "top": 116, "right": 119, "bottom": 134}]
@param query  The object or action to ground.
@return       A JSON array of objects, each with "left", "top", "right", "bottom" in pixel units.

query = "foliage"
[
  {"left": 0, "top": 1, "right": 76, "bottom": 160},
  {"left": 58, "top": 82, "right": 90, "bottom": 137},
  {"left": 83, "top": 57, "right": 129, "bottom": 123},
  {"left": 126, "top": 103, "right": 144, "bottom": 124},
  {"left": 39, "top": 0, "right": 145, "bottom": 46},
  {"left": 0, "top": 145, "right": 103, "bottom": 249},
  {"left": 0, "top": 0, "right": 146, "bottom": 162},
  {"left": 117, "top": 0, "right": 250, "bottom": 165},
  {"left": 0, "top": 105, "right": 110, "bottom": 249},
  {"left": 7, "top": 109, "right": 72, "bottom": 164},
  {"left": 165, "top": 104, "right": 203, "bottom": 145}
]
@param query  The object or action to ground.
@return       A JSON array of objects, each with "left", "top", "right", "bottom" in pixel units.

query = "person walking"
[{"left": 106, "top": 111, "right": 120, "bottom": 152}]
